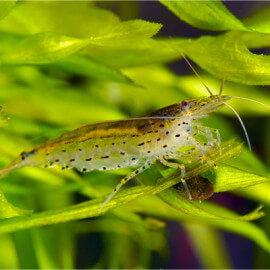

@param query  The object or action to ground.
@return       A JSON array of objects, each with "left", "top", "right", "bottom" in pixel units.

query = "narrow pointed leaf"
[
  {"left": 160, "top": 0, "right": 245, "bottom": 31},
  {"left": 184, "top": 224, "right": 231, "bottom": 269},
  {"left": 0, "top": 188, "right": 32, "bottom": 219},
  {"left": 54, "top": 55, "right": 132, "bottom": 83},
  {"left": 213, "top": 164, "right": 270, "bottom": 192},
  {"left": 0, "top": 32, "right": 86, "bottom": 64},
  {"left": 89, "top": 20, "right": 162, "bottom": 46},
  {"left": 243, "top": 5, "right": 270, "bottom": 33},
  {"left": 170, "top": 35, "right": 270, "bottom": 85}
]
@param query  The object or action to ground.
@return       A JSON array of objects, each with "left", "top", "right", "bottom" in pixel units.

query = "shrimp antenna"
[
  {"left": 219, "top": 76, "right": 225, "bottom": 96},
  {"left": 221, "top": 101, "right": 251, "bottom": 151},
  {"left": 219, "top": 57, "right": 229, "bottom": 96},
  {"left": 181, "top": 54, "right": 214, "bottom": 97},
  {"left": 231, "top": 96, "right": 270, "bottom": 109},
  {"left": 167, "top": 38, "right": 214, "bottom": 97}
]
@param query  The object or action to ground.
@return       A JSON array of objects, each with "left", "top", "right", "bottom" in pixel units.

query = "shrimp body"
[{"left": 0, "top": 95, "right": 231, "bottom": 207}]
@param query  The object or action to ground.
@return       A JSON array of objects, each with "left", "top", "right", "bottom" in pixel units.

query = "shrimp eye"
[{"left": 181, "top": 100, "right": 190, "bottom": 110}]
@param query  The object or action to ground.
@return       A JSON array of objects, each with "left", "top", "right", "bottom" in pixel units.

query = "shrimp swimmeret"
[{"left": 0, "top": 57, "right": 267, "bottom": 210}]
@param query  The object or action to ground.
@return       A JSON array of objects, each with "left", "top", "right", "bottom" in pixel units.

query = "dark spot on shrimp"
[
  {"left": 70, "top": 159, "right": 75, "bottom": 162},
  {"left": 138, "top": 143, "right": 144, "bottom": 146},
  {"left": 95, "top": 145, "right": 99, "bottom": 148},
  {"left": 82, "top": 168, "right": 87, "bottom": 172},
  {"left": 112, "top": 142, "right": 115, "bottom": 145},
  {"left": 50, "top": 162, "right": 54, "bottom": 166},
  {"left": 62, "top": 149, "right": 66, "bottom": 152},
  {"left": 159, "top": 124, "right": 164, "bottom": 127},
  {"left": 132, "top": 158, "right": 136, "bottom": 161},
  {"left": 78, "top": 148, "right": 82, "bottom": 151},
  {"left": 146, "top": 140, "right": 151, "bottom": 143},
  {"left": 86, "top": 158, "right": 92, "bottom": 161},
  {"left": 44, "top": 164, "right": 48, "bottom": 168},
  {"left": 142, "top": 166, "right": 145, "bottom": 169},
  {"left": 123, "top": 142, "right": 126, "bottom": 144},
  {"left": 175, "top": 134, "right": 180, "bottom": 137},
  {"left": 166, "top": 131, "right": 169, "bottom": 135},
  {"left": 132, "top": 135, "right": 136, "bottom": 137},
  {"left": 138, "top": 125, "right": 146, "bottom": 129},
  {"left": 101, "top": 156, "right": 109, "bottom": 159},
  {"left": 103, "top": 167, "right": 106, "bottom": 170},
  {"left": 120, "top": 152, "right": 125, "bottom": 155},
  {"left": 55, "top": 159, "right": 60, "bottom": 162},
  {"left": 117, "top": 165, "right": 121, "bottom": 168},
  {"left": 163, "top": 145, "right": 168, "bottom": 148},
  {"left": 147, "top": 150, "right": 151, "bottom": 153},
  {"left": 157, "top": 138, "right": 161, "bottom": 141},
  {"left": 21, "top": 149, "right": 37, "bottom": 160},
  {"left": 21, "top": 152, "right": 26, "bottom": 160},
  {"left": 147, "top": 131, "right": 152, "bottom": 134},
  {"left": 136, "top": 170, "right": 139, "bottom": 174}
]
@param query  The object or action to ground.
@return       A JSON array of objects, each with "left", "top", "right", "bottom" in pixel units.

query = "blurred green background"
[{"left": 0, "top": 1, "right": 270, "bottom": 268}]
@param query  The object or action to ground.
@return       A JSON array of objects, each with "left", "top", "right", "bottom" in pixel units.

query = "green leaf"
[
  {"left": 0, "top": 1, "right": 17, "bottom": 21},
  {"left": 0, "top": 235, "right": 19, "bottom": 268},
  {"left": 170, "top": 35, "right": 270, "bottom": 85},
  {"left": 160, "top": 0, "right": 245, "bottom": 31},
  {"left": 228, "top": 31, "right": 270, "bottom": 49},
  {"left": 0, "top": 32, "right": 86, "bottom": 64},
  {"left": 130, "top": 196, "right": 270, "bottom": 253},
  {"left": 184, "top": 224, "right": 231, "bottom": 268},
  {"left": 233, "top": 182, "right": 270, "bottom": 205},
  {"left": 243, "top": 5, "right": 270, "bottom": 33},
  {"left": 31, "top": 229, "right": 60, "bottom": 269},
  {"left": 54, "top": 55, "right": 132, "bottom": 83},
  {"left": 81, "top": 39, "right": 178, "bottom": 68},
  {"left": 0, "top": 188, "right": 32, "bottom": 219},
  {"left": 213, "top": 164, "right": 270, "bottom": 193},
  {"left": 0, "top": 2, "right": 120, "bottom": 37},
  {"left": 88, "top": 19, "right": 162, "bottom": 46}
]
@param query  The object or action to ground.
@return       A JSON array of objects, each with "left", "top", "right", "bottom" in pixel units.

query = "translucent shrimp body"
[{"left": 0, "top": 95, "right": 230, "bottom": 207}]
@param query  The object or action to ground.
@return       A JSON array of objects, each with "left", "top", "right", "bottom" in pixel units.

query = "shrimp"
[
  {"left": 0, "top": 95, "right": 230, "bottom": 205},
  {"left": 1, "top": 56, "right": 268, "bottom": 210}
]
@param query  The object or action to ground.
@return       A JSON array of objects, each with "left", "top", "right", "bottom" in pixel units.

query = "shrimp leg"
[
  {"left": 159, "top": 157, "right": 192, "bottom": 200},
  {"left": 99, "top": 159, "right": 154, "bottom": 211},
  {"left": 196, "top": 125, "right": 221, "bottom": 150}
]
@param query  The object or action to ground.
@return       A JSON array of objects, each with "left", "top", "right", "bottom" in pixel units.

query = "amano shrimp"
[
  {"left": 1, "top": 57, "right": 268, "bottom": 209},
  {"left": 0, "top": 95, "right": 230, "bottom": 206}
]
